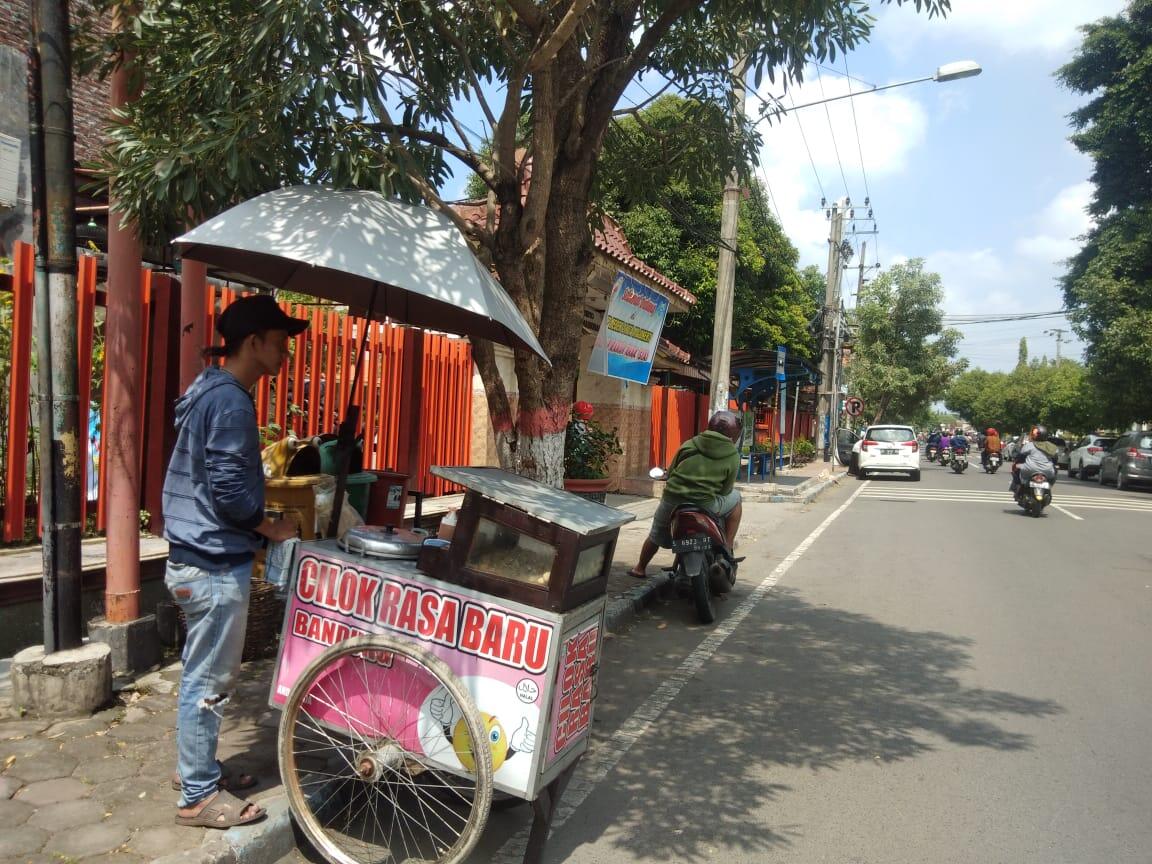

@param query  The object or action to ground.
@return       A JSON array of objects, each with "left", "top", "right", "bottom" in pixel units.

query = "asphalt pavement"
[{"left": 499, "top": 460, "right": 1152, "bottom": 864}]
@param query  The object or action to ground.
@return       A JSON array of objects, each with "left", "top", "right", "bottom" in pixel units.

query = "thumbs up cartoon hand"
[
  {"left": 429, "top": 691, "right": 455, "bottom": 726},
  {"left": 511, "top": 717, "right": 536, "bottom": 754}
]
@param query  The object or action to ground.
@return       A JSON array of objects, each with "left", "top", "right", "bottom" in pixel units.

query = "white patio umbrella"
[
  {"left": 175, "top": 185, "right": 548, "bottom": 536},
  {"left": 173, "top": 184, "right": 547, "bottom": 361}
]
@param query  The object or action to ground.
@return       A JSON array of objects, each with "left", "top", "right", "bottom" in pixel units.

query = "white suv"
[
  {"left": 1068, "top": 434, "right": 1117, "bottom": 479},
  {"left": 857, "top": 425, "right": 920, "bottom": 481}
]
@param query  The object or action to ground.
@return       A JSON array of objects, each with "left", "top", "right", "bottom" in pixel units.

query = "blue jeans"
[{"left": 166, "top": 560, "right": 252, "bottom": 807}]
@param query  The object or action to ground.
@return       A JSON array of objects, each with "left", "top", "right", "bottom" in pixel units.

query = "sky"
[
  {"left": 440, "top": 1, "right": 1127, "bottom": 372},
  {"left": 746, "top": 0, "right": 1127, "bottom": 371}
]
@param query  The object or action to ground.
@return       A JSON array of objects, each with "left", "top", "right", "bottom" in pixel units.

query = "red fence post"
[
  {"left": 3, "top": 243, "right": 34, "bottom": 542},
  {"left": 75, "top": 254, "right": 97, "bottom": 527},
  {"left": 141, "top": 273, "right": 177, "bottom": 536}
]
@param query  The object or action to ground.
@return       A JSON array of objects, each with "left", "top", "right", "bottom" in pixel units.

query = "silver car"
[
  {"left": 1068, "top": 434, "right": 1117, "bottom": 479},
  {"left": 1098, "top": 432, "right": 1152, "bottom": 490}
]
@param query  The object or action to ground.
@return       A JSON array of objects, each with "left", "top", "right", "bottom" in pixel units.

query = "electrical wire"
[
  {"left": 785, "top": 90, "right": 828, "bottom": 205},
  {"left": 842, "top": 55, "right": 871, "bottom": 205},
  {"left": 815, "top": 65, "right": 852, "bottom": 199}
]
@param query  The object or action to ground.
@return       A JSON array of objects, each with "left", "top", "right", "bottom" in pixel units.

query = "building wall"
[{"left": 0, "top": 8, "right": 110, "bottom": 255}]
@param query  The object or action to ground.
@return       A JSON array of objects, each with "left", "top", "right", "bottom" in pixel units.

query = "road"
[{"left": 282, "top": 461, "right": 1152, "bottom": 864}]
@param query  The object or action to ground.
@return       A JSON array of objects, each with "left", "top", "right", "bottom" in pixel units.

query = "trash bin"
[
  {"left": 343, "top": 471, "right": 378, "bottom": 519},
  {"left": 317, "top": 436, "right": 364, "bottom": 475},
  {"left": 264, "top": 475, "right": 323, "bottom": 540},
  {"left": 364, "top": 470, "right": 409, "bottom": 528}
]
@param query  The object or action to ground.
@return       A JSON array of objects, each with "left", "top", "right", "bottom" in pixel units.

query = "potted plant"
[{"left": 563, "top": 401, "right": 623, "bottom": 499}]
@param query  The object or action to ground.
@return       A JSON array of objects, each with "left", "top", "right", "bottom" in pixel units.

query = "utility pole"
[
  {"left": 31, "top": 0, "right": 83, "bottom": 651},
  {"left": 1044, "top": 327, "right": 1067, "bottom": 362},
  {"left": 709, "top": 55, "right": 748, "bottom": 416},
  {"left": 816, "top": 199, "right": 845, "bottom": 461}
]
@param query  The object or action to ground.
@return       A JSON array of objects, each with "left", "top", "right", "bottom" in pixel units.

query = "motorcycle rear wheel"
[{"left": 689, "top": 563, "right": 715, "bottom": 624}]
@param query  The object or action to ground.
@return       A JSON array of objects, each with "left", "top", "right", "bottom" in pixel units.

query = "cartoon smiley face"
[{"left": 452, "top": 712, "right": 510, "bottom": 773}]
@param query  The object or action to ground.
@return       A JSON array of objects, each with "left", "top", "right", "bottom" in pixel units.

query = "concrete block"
[
  {"left": 14, "top": 777, "right": 90, "bottom": 806},
  {"left": 11, "top": 643, "right": 113, "bottom": 717},
  {"left": 44, "top": 819, "right": 132, "bottom": 859},
  {"left": 88, "top": 614, "right": 162, "bottom": 679}
]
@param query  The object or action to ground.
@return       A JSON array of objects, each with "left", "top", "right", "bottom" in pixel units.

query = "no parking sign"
[{"left": 844, "top": 396, "right": 864, "bottom": 417}]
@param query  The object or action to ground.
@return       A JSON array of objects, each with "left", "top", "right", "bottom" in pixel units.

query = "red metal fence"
[
  {"left": 649, "top": 386, "right": 707, "bottom": 468},
  {"left": 1, "top": 241, "right": 473, "bottom": 543}
]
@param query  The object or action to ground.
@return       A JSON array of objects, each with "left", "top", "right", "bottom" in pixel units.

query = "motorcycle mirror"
[{"left": 649, "top": 466, "right": 667, "bottom": 480}]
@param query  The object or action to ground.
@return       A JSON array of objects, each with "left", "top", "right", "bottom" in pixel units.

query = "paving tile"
[
  {"left": 81, "top": 850, "right": 150, "bottom": 864},
  {"left": 40, "top": 716, "right": 109, "bottom": 739},
  {"left": 0, "top": 774, "right": 26, "bottom": 798},
  {"left": 8, "top": 750, "right": 78, "bottom": 782},
  {"left": 89, "top": 776, "right": 170, "bottom": 808},
  {"left": 26, "top": 797, "right": 107, "bottom": 829},
  {"left": 0, "top": 719, "right": 52, "bottom": 740},
  {"left": 0, "top": 736, "right": 55, "bottom": 759},
  {"left": 126, "top": 825, "right": 200, "bottom": 859},
  {"left": 58, "top": 733, "right": 122, "bottom": 761},
  {"left": 44, "top": 820, "right": 132, "bottom": 858},
  {"left": 74, "top": 754, "right": 143, "bottom": 784},
  {"left": 0, "top": 824, "right": 49, "bottom": 857},
  {"left": 107, "top": 722, "right": 168, "bottom": 742},
  {"left": 15, "top": 777, "right": 90, "bottom": 806},
  {"left": 0, "top": 796, "right": 36, "bottom": 825}
]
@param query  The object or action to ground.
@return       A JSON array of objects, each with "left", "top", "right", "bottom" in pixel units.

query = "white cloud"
[
  {"left": 1014, "top": 181, "right": 1094, "bottom": 264},
  {"left": 876, "top": 0, "right": 1128, "bottom": 57},
  {"left": 755, "top": 68, "right": 928, "bottom": 267}
]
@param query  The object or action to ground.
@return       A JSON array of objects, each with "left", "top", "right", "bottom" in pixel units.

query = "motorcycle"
[
  {"left": 939, "top": 447, "right": 953, "bottom": 467},
  {"left": 669, "top": 505, "right": 740, "bottom": 624},
  {"left": 984, "top": 451, "right": 1002, "bottom": 474},
  {"left": 951, "top": 447, "right": 969, "bottom": 473},
  {"left": 1015, "top": 471, "right": 1052, "bottom": 517},
  {"left": 926, "top": 444, "right": 939, "bottom": 462}
]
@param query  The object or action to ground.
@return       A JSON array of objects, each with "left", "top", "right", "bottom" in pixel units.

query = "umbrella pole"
[{"left": 327, "top": 286, "right": 378, "bottom": 538}]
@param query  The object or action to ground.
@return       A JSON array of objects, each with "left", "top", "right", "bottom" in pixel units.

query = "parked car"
[
  {"left": 835, "top": 427, "right": 860, "bottom": 473},
  {"left": 1068, "top": 434, "right": 1117, "bottom": 479},
  {"left": 1048, "top": 435, "right": 1070, "bottom": 470},
  {"left": 855, "top": 424, "right": 920, "bottom": 481},
  {"left": 1098, "top": 432, "right": 1152, "bottom": 490}
]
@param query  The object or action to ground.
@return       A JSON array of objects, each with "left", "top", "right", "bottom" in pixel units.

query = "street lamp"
[{"left": 775, "top": 61, "right": 982, "bottom": 114}]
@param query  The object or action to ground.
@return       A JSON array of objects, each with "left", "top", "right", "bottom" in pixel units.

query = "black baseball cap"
[{"left": 216, "top": 294, "right": 309, "bottom": 342}]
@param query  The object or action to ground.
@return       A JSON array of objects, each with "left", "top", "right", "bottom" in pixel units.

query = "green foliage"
[
  {"left": 563, "top": 417, "right": 623, "bottom": 480},
  {"left": 599, "top": 96, "right": 818, "bottom": 359},
  {"left": 75, "top": 0, "right": 951, "bottom": 479},
  {"left": 945, "top": 358, "right": 1104, "bottom": 436},
  {"left": 791, "top": 438, "right": 816, "bottom": 464},
  {"left": 1058, "top": 1, "right": 1152, "bottom": 424},
  {"left": 846, "top": 259, "right": 966, "bottom": 424}
]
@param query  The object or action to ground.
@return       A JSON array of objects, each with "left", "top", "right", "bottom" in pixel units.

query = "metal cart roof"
[{"left": 430, "top": 467, "right": 635, "bottom": 536}]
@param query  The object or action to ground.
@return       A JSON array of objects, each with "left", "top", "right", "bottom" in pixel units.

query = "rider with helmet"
[
  {"left": 982, "top": 427, "right": 1002, "bottom": 469},
  {"left": 1010, "top": 425, "right": 1059, "bottom": 493},
  {"left": 628, "top": 410, "right": 742, "bottom": 579}
]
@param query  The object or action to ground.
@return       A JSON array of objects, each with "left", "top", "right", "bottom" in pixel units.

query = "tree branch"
[
  {"left": 367, "top": 122, "right": 496, "bottom": 189},
  {"left": 504, "top": 0, "right": 544, "bottom": 34},
  {"left": 427, "top": 12, "right": 499, "bottom": 131},
  {"left": 526, "top": 0, "right": 595, "bottom": 73}
]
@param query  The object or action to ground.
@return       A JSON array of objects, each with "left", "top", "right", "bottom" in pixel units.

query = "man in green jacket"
[{"left": 628, "top": 410, "right": 743, "bottom": 579}]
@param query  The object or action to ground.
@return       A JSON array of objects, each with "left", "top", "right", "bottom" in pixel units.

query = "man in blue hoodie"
[
  {"left": 163, "top": 294, "right": 306, "bottom": 829},
  {"left": 628, "top": 410, "right": 743, "bottom": 579}
]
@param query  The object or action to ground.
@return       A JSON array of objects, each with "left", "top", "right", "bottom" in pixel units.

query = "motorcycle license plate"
[
  {"left": 672, "top": 535, "right": 711, "bottom": 552},
  {"left": 1030, "top": 481, "right": 1051, "bottom": 490}
]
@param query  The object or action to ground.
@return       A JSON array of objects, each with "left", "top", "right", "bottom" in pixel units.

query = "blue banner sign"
[{"left": 588, "top": 272, "right": 670, "bottom": 384}]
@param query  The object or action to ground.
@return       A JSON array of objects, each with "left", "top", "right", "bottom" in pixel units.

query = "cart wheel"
[{"left": 278, "top": 634, "right": 493, "bottom": 864}]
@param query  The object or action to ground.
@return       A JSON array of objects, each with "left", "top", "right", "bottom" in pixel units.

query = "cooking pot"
[{"left": 340, "top": 524, "right": 428, "bottom": 559}]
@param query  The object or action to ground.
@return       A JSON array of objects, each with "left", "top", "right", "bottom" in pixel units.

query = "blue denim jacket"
[{"left": 162, "top": 367, "right": 264, "bottom": 569}]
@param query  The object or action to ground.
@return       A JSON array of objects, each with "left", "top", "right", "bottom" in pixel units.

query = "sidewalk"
[{"left": 0, "top": 470, "right": 845, "bottom": 864}]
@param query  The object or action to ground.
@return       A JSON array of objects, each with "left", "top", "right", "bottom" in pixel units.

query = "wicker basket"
[{"left": 173, "top": 578, "right": 286, "bottom": 662}]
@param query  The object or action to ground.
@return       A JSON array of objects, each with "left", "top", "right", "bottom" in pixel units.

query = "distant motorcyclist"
[
  {"left": 939, "top": 430, "right": 952, "bottom": 451},
  {"left": 982, "top": 427, "right": 1002, "bottom": 469},
  {"left": 926, "top": 429, "right": 942, "bottom": 448},
  {"left": 950, "top": 429, "right": 970, "bottom": 453},
  {"left": 1010, "top": 425, "right": 1058, "bottom": 493}
]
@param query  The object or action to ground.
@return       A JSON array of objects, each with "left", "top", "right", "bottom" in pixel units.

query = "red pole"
[
  {"left": 3, "top": 243, "right": 34, "bottom": 542},
  {"left": 102, "top": 43, "right": 145, "bottom": 623}
]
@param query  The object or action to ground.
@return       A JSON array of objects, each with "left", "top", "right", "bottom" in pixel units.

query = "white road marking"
[
  {"left": 860, "top": 488, "right": 1152, "bottom": 513},
  {"left": 1052, "top": 504, "right": 1084, "bottom": 521},
  {"left": 489, "top": 482, "right": 873, "bottom": 864}
]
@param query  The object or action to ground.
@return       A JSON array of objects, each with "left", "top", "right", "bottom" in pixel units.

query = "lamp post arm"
[{"left": 773, "top": 76, "right": 934, "bottom": 115}]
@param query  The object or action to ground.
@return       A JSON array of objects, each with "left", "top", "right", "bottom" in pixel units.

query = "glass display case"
[{"left": 422, "top": 467, "right": 635, "bottom": 611}]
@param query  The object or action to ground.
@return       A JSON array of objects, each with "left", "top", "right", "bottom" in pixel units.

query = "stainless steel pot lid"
[{"left": 341, "top": 525, "right": 428, "bottom": 559}]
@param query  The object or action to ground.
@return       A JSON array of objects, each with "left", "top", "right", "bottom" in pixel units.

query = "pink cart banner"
[{"left": 272, "top": 547, "right": 557, "bottom": 796}]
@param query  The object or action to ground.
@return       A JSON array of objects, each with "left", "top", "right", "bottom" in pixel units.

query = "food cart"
[{"left": 269, "top": 466, "right": 634, "bottom": 864}]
